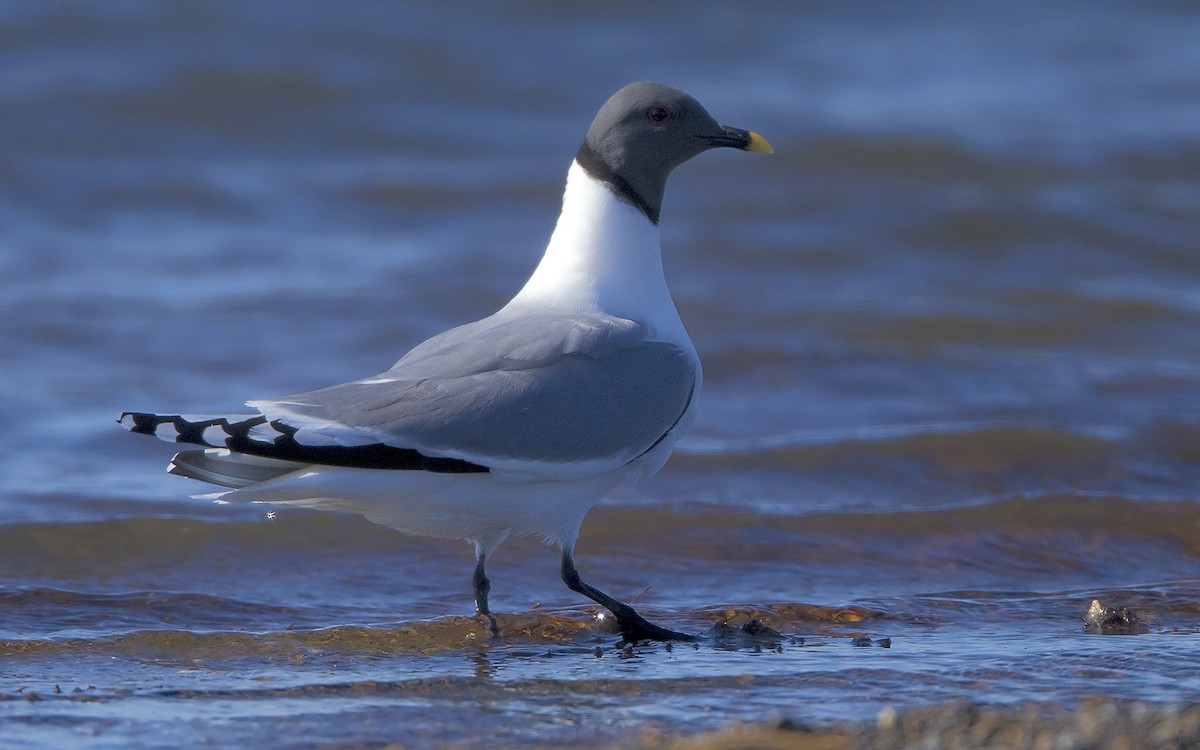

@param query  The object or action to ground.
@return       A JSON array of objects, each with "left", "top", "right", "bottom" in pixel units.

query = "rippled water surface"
[{"left": 3, "top": 1, "right": 1199, "bottom": 747}]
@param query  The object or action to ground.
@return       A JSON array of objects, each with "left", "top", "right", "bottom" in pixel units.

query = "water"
[{"left": 3, "top": 1, "right": 1199, "bottom": 747}]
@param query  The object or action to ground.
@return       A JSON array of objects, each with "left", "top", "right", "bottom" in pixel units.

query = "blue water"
[{"left": 3, "top": 1, "right": 1199, "bottom": 747}]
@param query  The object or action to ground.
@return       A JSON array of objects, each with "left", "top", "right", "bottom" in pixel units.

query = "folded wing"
[
  {"left": 252, "top": 310, "right": 697, "bottom": 479},
  {"left": 122, "top": 309, "right": 697, "bottom": 482}
]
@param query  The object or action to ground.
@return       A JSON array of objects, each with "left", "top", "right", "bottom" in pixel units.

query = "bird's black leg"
[
  {"left": 473, "top": 552, "right": 500, "bottom": 638},
  {"left": 560, "top": 549, "right": 696, "bottom": 644}
]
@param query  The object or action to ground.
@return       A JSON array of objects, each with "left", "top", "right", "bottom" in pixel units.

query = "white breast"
[{"left": 507, "top": 161, "right": 696, "bottom": 356}]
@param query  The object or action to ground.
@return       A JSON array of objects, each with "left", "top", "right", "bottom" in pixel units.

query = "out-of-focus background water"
[{"left": 2, "top": 1, "right": 1199, "bottom": 747}]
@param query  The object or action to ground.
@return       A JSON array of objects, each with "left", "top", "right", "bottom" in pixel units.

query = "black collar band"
[{"left": 574, "top": 141, "right": 660, "bottom": 225}]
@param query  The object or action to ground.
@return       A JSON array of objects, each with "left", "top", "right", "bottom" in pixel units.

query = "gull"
[{"left": 120, "top": 81, "right": 771, "bottom": 643}]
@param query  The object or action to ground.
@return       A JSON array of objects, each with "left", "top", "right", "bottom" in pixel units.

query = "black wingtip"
[
  {"left": 119, "top": 411, "right": 492, "bottom": 473},
  {"left": 118, "top": 412, "right": 158, "bottom": 435}
]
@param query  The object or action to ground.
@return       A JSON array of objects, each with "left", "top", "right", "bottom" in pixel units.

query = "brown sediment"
[
  {"left": 0, "top": 603, "right": 880, "bottom": 662},
  {"left": 631, "top": 724, "right": 851, "bottom": 750},
  {"left": 0, "top": 612, "right": 603, "bottom": 661},
  {"left": 698, "top": 604, "right": 875, "bottom": 625}
]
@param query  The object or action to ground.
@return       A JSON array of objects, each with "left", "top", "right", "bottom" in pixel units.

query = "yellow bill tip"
[{"left": 745, "top": 131, "right": 774, "bottom": 154}]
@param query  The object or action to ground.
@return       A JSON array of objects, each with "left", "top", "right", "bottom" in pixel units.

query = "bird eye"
[{"left": 646, "top": 106, "right": 672, "bottom": 124}]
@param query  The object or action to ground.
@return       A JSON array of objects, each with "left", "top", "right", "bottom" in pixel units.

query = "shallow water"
[{"left": 3, "top": 1, "right": 1200, "bottom": 747}]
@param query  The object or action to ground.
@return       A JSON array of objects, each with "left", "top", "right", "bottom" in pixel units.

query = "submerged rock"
[{"left": 1083, "top": 598, "right": 1149, "bottom": 635}]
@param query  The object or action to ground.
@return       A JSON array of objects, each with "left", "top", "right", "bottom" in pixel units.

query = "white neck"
[{"left": 507, "top": 161, "right": 686, "bottom": 339}]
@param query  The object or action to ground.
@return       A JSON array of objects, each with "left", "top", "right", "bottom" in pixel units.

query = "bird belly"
[{"left": 218, "top": 463, "right": 631, "bottom": 549}]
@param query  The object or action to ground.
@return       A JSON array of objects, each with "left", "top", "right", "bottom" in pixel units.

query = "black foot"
[
  {"left": 561, "top": 549, "right": 696, "bottom": 644},
  {"left": 612, "top": 609, "right": 697, "bottom": 644}
]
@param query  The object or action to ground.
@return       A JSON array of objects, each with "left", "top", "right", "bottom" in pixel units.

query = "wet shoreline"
[{"left": 632, "top": 698, "right": 1200, "bottom": 750}]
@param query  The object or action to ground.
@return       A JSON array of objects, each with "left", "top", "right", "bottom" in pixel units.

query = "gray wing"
[{"left": 249, "top": 309, "right": 696, "bottom": 476}]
